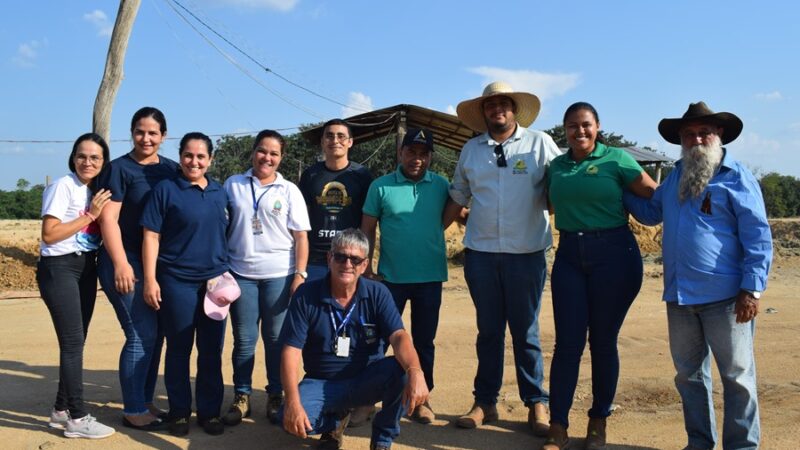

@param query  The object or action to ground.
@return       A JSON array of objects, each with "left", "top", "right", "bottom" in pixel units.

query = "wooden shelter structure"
[{"left": 303, "top": 104, "right": 673, "bottom": 181}]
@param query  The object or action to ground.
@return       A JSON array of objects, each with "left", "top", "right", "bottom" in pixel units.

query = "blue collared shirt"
[
  {"left": 449, "top": 125, "right": 561, "bottom": 253},
  {"left": 623, "top": 151, "right": 772, "bottom": 305}
]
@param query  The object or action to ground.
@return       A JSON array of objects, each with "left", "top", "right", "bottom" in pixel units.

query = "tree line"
[{"left": 4, "top": 126, "right": 798, "bottom": 219}]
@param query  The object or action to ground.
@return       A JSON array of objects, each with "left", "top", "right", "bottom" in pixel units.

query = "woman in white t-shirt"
[
  {"left": 37, "top": 133, "right": 114, "bottom": 439},
  {"left": 221, "top": 129, "right": 310, "bottom": 425}
]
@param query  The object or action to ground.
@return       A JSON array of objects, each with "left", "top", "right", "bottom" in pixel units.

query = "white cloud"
[
  {"left": 12, "top": 39, "right": 47, "bottom": 68},
  {"left": 83, "top": 10, "right": 113, "bottom": 37},
  {"left": 788, "top": 122, "right": 800, "bottom": 131},
  {"left": 754, "top": 91, "right": 782, "bottom": 102},
  {"left": 467, "top": 66, "right": 580, "bottom": 100},
  {"left": 211, "top": 0, "right": 299, "bottom": 11},
  {"left": 341, "top": 92, "right": 373, "bottom": 118},
  {"left": 730, "top": 131, "right": 781, "bottom": 157},
  {"left": 445, "top": 105, "right": 457, "bottom": 116}
]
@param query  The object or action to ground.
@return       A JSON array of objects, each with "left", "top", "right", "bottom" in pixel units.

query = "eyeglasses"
[
  {"left": 74, "top": 154, "right": 104, "bottom": 164},
  {"left": 494, "top": 144, "right": 507, "bottom": 167},
  {"left": 323, "top": 132, "right": 351, "bottom": 143},
  {"left": 332, "top": 252, "right": 366, "bottom": 266}
]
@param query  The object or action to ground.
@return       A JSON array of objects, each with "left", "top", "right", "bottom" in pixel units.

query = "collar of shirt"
[
  {"left": 245, "top": 168, "right": 286, "bottom": 187},
  {"left": 318, "top": 274, "right": 370, "bottom": 312},
  {"left": 176, "top": 175, "right": 221, "bottom": 191},
  {"left": 562, "top": 142, "right": 611, "bottom": 165},
  {"left": 393, "top": 165, "right": 432, "bottom": 184},
  {"left": 479, "top": 122, "right": 525, "bottom": 146}
]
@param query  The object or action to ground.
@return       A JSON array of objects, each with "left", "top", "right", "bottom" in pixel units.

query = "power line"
[{"left": 167, "top": 0, "right": 372, "bottom": 114}]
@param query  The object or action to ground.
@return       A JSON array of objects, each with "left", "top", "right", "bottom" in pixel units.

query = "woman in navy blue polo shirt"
[{"left": 140, "top": 132, "right": 230, "bottom": 437}]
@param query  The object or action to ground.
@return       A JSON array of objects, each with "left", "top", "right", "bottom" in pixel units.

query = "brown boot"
[
  {"left": 541, "top": 422, "right": 569, "bottom": 450},
  {"left": 347, "top": 404, "right": 376, "bottom": 428},
  {"left": 456, "top": 402, "right": 498, "bottom": 428},
  {"left": 584, "top": 417, "right": 606, "bottom": 449},
  {"left": 411, "top": 400, "right": 435, "bottom": 424},
  {"left": 528, "top": 402, "right": 550, "bottom": 437}
]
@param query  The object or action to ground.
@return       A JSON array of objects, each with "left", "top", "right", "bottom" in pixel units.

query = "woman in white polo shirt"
[
  {"left": 37, "top": 133, "right": 115, "bottom": 439},
  {"left": 221, "top": 129, "right": 310, "bottom": 425}
]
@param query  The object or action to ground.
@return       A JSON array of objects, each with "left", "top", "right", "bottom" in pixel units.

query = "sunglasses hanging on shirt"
[{"left": 494, "top": 144, "right": 507, "bottom": 167}]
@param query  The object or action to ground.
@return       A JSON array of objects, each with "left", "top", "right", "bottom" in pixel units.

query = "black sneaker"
[
  {"left": 169, "top": 417, "right": 190, "bottom": 437},
  {"left": 266, "top": 392, "right": 283, "bottom": 424},
  {"left": 316, "top": 412, "right": 350, "bottom": 449},
  {"left": 199, "top": 417, "right": 224, "bottom": 436}
]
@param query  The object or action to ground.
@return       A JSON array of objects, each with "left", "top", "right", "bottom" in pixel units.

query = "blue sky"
[{"left": 2, "top": 0, "right": 799, "bottom": 190}]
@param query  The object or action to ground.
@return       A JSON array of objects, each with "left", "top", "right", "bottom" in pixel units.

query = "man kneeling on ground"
[{"left": 278, "top": 228, "right": 429, "bottom": 450}]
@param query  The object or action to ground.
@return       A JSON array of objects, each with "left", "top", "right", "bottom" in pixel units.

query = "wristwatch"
[
  {"left": 745, "top": 290, "right": 761, "bottom": 299},
  {"left": 295, "top": 270, "right": 308, "bottom": 279}
]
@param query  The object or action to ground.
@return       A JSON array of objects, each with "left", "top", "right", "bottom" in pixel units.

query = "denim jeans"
[
  {"left": 229, "top": 273, "right": 292, "bottom": 395},
  {"left": 97, "top": 249, "right": 163, "bottom": 416},
  {"left": 158, "top": 272, "right": 226, "bottom": 420},
  {"left": 667, "top": 299, "right": 760, "bottom": 450},
  {"left": 549, "top": 226, "right": 642, "bottom": 428},
  {"left": 37, "top": 252, "right": 98, "bottom": 419},
  {"left": 278, "top": 357, "right": 406, "bottom": 448},
  {"left": 383, "top": 281, "right": 442, "bottom": 391},
  {"left": 463, "top": 249, "right": 548, "bottom": 406},
  {"left": 306, "top": 264, "right": 329, "bottom": 283}
]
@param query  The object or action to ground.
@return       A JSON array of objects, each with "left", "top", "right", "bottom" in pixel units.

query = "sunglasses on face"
[
  {"left": 332, "top": 252, "right": 366, "bottom": 266},
  {"left": 494, "top": 144, "right": 507, "bottom": 167}
]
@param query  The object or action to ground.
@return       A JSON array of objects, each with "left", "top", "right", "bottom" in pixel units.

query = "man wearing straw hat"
[
  {"left": 444, "top": 81, "right": 561, "bottom": 436},
  {"left": 625, "top": 102, "right": 772, "bottom": 450}
]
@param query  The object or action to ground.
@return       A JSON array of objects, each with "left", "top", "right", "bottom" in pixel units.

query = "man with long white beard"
[{"left": 625, "top": 102, "right": 772, "bottom": 450}]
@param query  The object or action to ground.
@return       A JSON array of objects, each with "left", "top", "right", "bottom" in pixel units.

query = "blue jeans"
[
  {"left": 278, "top": 357, "right": 406, "bottom": 448},
  {"left": 37, "top": 252, "right": 97, "bottom": 419},
  {"left": 98, "top": 249, "right": 163, "bottom": 416},
  {"left": 667, "top": 299, "right": 760, "bottom": 450},
  {"left": 306, "top": 264, "right": 329, "bottom": 283},
  {"left": 463, "top": 249, "right": 548, "bottom": 406},
  {"left": 158, "top": 272, "right": 226, "bottom": 420},
  {"left": 229, "top": 273, "right": 292, "bottom": 395},
  {"left": 549, "top": 227, "right": 642, "bottom": 428},
  {"left": 383, "top": 281, "right": 442, "bottom": 391}
]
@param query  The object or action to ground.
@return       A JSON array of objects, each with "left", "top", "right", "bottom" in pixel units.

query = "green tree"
[
  {"left": 759, "top": 172, "right": 800, "bottom": 218},
  {"left": 16, "top": 178, "right": 30, "bottom": 191}
]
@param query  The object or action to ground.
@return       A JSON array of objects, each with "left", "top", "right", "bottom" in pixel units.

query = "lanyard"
[
  {"left": 249, "top": 178, "right": 273, "bottom": 213},
  {"left": 328, "top": 298, "right": 358, "bottom": 337}
]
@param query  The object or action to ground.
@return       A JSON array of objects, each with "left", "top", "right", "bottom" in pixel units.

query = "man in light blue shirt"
[
  {"left": 624, "top": 102, "right": 772, "bottom": 450},
  {"left": 445, "top": 82, "right": 561, "bottom": 436}
]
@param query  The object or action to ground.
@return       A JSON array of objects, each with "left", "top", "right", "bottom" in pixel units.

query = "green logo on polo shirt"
[
  {"left": 512, "top": 159, "right": 528, "bottom": 174},
  {"left": 586, "top": 165, "right": 599, "bottom": 175}
]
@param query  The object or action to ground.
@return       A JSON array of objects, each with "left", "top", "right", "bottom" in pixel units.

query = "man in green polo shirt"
[{"left": 360, "top": 128, "right": 452, "bottom": 424}]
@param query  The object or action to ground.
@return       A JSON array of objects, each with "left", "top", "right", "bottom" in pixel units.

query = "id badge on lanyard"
[
  {"left": 250, "top": 178, "right": 270, "bottom": 236},
  {"left": 330, "top": 300, "right": 357, "bottom": 358}
]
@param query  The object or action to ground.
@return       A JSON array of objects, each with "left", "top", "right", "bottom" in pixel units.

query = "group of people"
[{"left": 37, "top": 81, "right": 772, "bottom": 450}]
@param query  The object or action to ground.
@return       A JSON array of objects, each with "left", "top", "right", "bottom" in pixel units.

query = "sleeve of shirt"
[
  {"left": 623, "top": 170, "right": 669, "bottom": 225},
  {"left": 730, "top": 167, "right": 773, "bottom": 292},
  {"left": 286, "top": 183, "right": 312, "bottom": 232},
  {"left": 361, "top": 180, "right": 382, "bottom": 218},
  {"left": 449, "top": 149, "right": 471, "bottom": 206},
  {"left": 102, "top": 160, "right": 128, "bottom": 202},
  {"left": 542, "top": 133, "right": 563, "bottom": 163},
  {"left": 279, "top": 286, "right": 311, "bottom": 349},
  {"left": 139, "top": 182, "right": 167, "bottom": 233},
  {"left": 616, "top": 149, "right": 646, "bottom": 186},
  {"left": 374, "top": 282, "right": 404, "bottom": 340},
  {"left": 40, "top": 177, "right": 71, "bottom": 220}
]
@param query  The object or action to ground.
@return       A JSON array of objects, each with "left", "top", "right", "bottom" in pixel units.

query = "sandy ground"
[{"left": 1, "top": 220, "right": 799, "bottom": 449}]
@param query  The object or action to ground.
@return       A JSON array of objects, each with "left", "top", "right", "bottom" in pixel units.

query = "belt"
[{"left": 558, "top": 225, "right": 629, "bottom": 238}]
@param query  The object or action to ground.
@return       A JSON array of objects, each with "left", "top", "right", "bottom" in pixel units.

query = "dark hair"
[
  {"left": 253, "top": 129, "right": 286, "bottom": 155},
  {"left": 69, "top": 132, "right": 110, "bottom": 192},
  {"left": 563, "top": 101, "right": 600, "bottom": 124},
  {"left": 321, "top": 118, "right": 352, "bottom": 139},
  {"left": 179, "top": 132, "right": 213, "bottom": 157},
  {"left": 130, "top": 106, "right": 167, "bottom": 134}
]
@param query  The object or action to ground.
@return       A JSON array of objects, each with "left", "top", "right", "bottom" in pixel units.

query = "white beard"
[{"left": 679, "top": 135, "right": 724, "bottom": 202}]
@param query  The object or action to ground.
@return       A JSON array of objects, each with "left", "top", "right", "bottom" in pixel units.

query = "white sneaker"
[
  {"left": 48, "top": 408, "right": 70, "bottom": 430},
  {"left": 64, "top": 414, "right": 115, "bottom": 439}
]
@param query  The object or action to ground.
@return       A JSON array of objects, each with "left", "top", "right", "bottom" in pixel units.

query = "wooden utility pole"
[{"left": 92, "top": 0, "right": 141, "bottom": 142}]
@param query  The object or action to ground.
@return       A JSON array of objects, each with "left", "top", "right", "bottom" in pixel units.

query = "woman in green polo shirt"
[{"left": 542, "top": 102, "right": 657, "bottom": 450}]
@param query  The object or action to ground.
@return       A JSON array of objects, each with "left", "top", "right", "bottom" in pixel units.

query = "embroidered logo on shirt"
[
  {"left": 512, "top": 159, "right": 528, "bottom": 175},
  {"left": 271, "top": 199, "right": 283, "bottom": 216},
  {"left": 586, "top": 165, "right": 599, "bottom": 175}
]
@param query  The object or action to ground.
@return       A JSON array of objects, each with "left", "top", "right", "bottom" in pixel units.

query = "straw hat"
[
  {"left": 456, "top": 81, "right": 541, "bottom": 132},
  {"left": 658, "top": 101, "right": 743, "bottom": 145}
]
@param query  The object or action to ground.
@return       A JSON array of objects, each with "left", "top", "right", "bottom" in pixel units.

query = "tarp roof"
[{"left": 303, "top": 104, "right": 673, "bottom": 164}]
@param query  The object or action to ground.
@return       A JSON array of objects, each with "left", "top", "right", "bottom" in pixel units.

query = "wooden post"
[
  {"left": 92, "top": 0, "right": 141, "bottom": 142},
  {"left": 655, "top": 162, "right": 663, "bottom": 183}
]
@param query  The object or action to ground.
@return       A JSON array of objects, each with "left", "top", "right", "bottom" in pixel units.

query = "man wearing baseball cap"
[
  {"left": 624, "top": 102, "right": 772, "bottom": 450},
  {"left": 360, "top": 128, "right": 453, "bottom": 424},
  {"left": 444, "top": 81, "right": 561, "bottom": 436}
]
